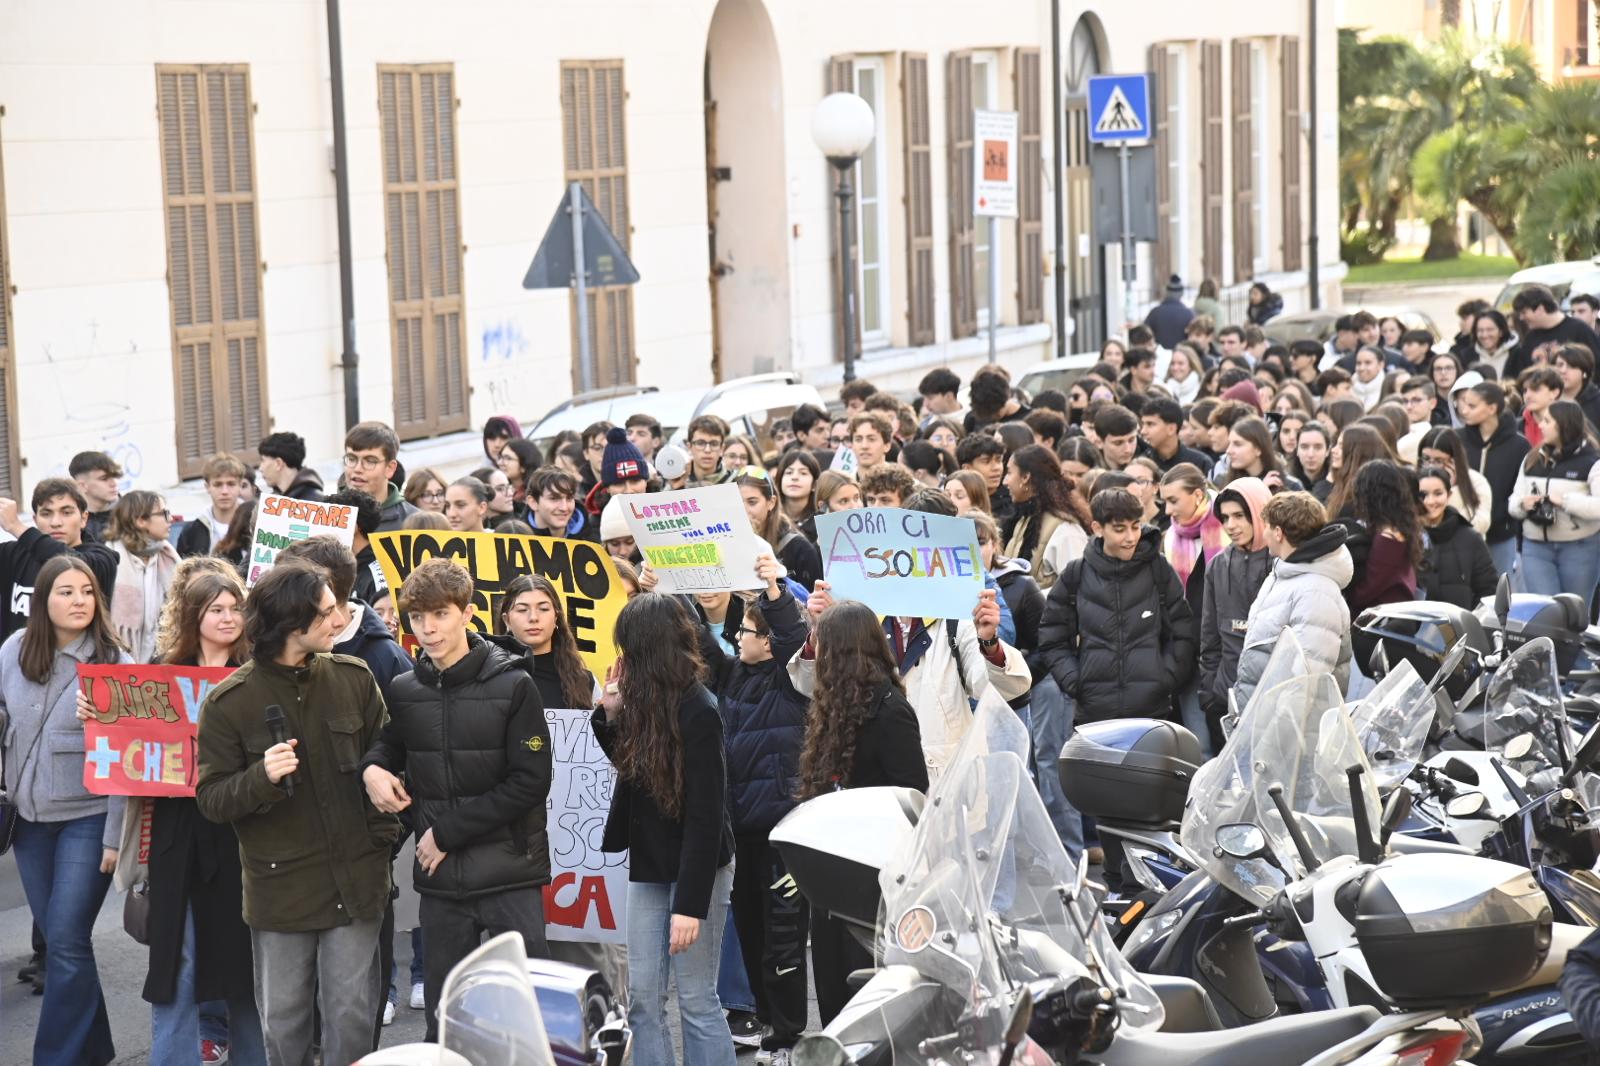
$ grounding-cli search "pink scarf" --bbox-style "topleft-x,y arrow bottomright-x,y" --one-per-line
1164,496 -> 1226,588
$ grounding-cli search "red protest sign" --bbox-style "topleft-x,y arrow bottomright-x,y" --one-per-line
79,664 -> 235,797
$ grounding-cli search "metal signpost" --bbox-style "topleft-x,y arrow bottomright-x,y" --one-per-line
973,109 -> 1018,365
1087,74 -> 1152,328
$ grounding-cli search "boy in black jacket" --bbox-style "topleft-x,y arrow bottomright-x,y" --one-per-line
361,558 -> 552,1041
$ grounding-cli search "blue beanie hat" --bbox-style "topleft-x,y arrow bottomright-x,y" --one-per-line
600,426 -> 647,487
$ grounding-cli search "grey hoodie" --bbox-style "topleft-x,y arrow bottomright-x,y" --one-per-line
0,630 -> 131,848
1232,525 -> 1354,710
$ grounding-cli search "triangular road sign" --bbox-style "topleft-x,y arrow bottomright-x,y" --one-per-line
1094,85 -> 1145,137
522,183 -> 640,290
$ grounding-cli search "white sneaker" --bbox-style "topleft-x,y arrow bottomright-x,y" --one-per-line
410,982 -> 426,1010
382,999 -> 396,1026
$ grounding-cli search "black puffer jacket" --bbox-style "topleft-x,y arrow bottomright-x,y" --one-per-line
1037,526 -> 1198,723
363,633 -> 552,900
1420,507 -> 1498,609
1461,416 -> 1532,545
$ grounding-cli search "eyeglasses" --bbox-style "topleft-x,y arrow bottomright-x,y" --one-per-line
689,438 -> 723,451
146,509 -> 170,520
491,483 -> 513,494
421,491 -> 445,503
343,452 -> 386,470
829,435 -> 849,447
585,442 -> 606,454
735,626 -> 765,639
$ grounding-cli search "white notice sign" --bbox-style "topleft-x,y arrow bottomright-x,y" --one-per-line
973,110 -> 1019,219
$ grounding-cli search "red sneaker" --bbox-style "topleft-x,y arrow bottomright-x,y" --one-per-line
200,1040 -> 229,1064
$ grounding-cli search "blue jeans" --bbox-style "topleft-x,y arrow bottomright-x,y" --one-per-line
716,902 -> 756,1014
627,864 -> 737,1066
1488,536 -> 1522,592
1028,675 -> 1084,862
1176,678 -> 1212,758
1522,533 -> 1600,617
13,813 -> 116,1066
151,907 -> 267,1065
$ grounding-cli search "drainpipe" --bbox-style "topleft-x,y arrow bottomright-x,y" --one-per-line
1307,0 -> 1321,309
1051,0 -> 1067,358
327,0 -> 360,428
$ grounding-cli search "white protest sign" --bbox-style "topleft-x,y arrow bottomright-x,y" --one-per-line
973,109 -> 1019,218
246,494 -> 357,587
621,483 -> 766,594
542,707 -> 628,944
829,446 -> 859,477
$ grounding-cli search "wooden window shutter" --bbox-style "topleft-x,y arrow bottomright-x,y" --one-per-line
561,60 -> 635,391
946,51 -> 976,339
157,65 -> 270,479
0,121 -> 19,496
826,55 -> 861,361
901,53 -> 936,346
1200,41 -> 1225,284
1230,39 -> 1255,282
1013,47 -> 1044,326
379,64 -> 469,440
1280,36 -> 1304,272
1149,43 -> 1172,297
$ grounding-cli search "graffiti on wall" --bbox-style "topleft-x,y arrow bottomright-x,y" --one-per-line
42,322 -> 144,488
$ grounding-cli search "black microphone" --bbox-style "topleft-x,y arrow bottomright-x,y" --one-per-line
264,704 -> 295,797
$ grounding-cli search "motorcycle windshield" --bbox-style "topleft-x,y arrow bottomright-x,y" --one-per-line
1184,672 -> 1380,900
1221,630 -> 1310,740
437,932 -> 555,1066
1483,636 -> 1569,783
877,695 -> 1165,1042
1346,658 -> 1430,792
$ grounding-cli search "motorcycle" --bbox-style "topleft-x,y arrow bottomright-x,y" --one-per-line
773,691 -> 1490,1064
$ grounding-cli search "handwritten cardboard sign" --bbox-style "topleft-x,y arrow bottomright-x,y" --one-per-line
621,484 -> 766,594
247,494 -> 357,587
542,707 -> 627,944
370,531 -> 626,679
815,507 -> 985,619
79,664 -> 236,797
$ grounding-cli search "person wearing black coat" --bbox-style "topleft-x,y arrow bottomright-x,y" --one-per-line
1036,514 -> 1199,724
361,576 -> 553,1042
1559,927 -> 1600,1051
1458,384 -> 1533,577
1418,479 -> 1497,610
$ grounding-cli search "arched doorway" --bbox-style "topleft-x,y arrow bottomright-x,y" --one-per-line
1063,14 -> 1107,350
704,0 -> 790,381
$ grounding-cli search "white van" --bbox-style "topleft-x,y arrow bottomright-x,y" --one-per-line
1494,258 -> 1600,314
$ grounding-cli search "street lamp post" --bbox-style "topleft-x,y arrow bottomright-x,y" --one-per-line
812,92 -> 876,384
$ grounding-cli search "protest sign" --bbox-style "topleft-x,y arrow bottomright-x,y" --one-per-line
79,664 -> 236,797
816,507 -> 985,619
620,483 -> 766,594
542,707 -> 627,944
247,494 -> 357,587
370,531 -> 626,679
829,446 -> 859,476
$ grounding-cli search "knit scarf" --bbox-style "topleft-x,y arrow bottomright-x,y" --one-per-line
1164,497 -> 1226,588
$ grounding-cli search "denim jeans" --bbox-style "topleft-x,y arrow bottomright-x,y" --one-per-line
1028,675 -> 1084,863
13,813 -> 116,1066
251,917 -> 382,1066
716,902 -> 756,1014
1522,533 -> 1600,617
1176,678 -> 1213,759
626,864 -> 737,1066
1488,536 -> 1522,592
151,907 -> 267,1065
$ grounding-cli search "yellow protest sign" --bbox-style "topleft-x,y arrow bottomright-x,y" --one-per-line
370,531 -> 624,679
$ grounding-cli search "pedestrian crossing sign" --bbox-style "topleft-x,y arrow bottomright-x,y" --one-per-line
1087,74 -> 1151,144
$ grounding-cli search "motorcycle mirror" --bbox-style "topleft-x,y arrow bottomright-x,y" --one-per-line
1494,574 -> 1512,628
1380,787 -> 1414,847
792,1033 -> 850,1066
1443,756 -> 1480,786
1505,733 -> 1536,760
1214,823 -> 1269,860
1446,792 -> 1488,818
997,988 -> 1035,1066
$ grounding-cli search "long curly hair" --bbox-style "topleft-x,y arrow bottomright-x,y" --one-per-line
1353,460 -> 1425,571
796,601 -> 904,800
156,565 -> 251,666
501,574 -> 594,708
610,594 -> 705,820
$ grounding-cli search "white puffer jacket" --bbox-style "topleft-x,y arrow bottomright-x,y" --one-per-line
1232,526 -> 1354,709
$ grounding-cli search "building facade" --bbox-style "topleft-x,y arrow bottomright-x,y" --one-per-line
0,0 -> 1339,496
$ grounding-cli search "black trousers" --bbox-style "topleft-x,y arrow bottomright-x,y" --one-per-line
811,906 -> 871,1026
420,887 -> 549,1042
731,834 -> 809,1046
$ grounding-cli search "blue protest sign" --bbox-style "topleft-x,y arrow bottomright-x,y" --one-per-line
1087,74 -> 1150,144
815,508 -> 984,620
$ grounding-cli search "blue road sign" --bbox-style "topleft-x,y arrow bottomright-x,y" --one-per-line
1087,74 -> 1151,144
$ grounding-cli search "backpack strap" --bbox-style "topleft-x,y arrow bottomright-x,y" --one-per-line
1058,559 -> 1084,652
945,618 -> 971,701
776,529 -> 802,555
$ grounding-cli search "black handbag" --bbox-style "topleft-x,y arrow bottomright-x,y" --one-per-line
123,879 -> 152,944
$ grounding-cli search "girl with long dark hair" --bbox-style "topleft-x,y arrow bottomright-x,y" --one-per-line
1324,424 -> 1395,519
1510,400 -> 1600,614
593,593 -> 735,1066
1000,444 -> 1091,590
1417,465 -> 1497,609
498,574 -> 598,708
736,468 -> 822,590
1417,426 -> 1491,535
1291,421 -> 1334,501
2,556 -> 130,1065
1342,460 -> 1424,615
1457,381 -> 1533,579
944,470 -> 991,517
795,600 -> 927,1022
1222,416 -> 1300,491
777,450 -> 821,526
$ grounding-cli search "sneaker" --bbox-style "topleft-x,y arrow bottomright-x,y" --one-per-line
200,1040 -> 229,1064
382,999 -> 396,1026
727,1010 -> 764,1047
410,981 -> 426,1010
756,1049 -> 794,1066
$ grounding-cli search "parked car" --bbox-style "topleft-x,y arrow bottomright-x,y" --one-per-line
678,372 -> 827,451
1494,257 -> 1600,314
1012,351 -> 1104,399
1263,306 -> 1441,348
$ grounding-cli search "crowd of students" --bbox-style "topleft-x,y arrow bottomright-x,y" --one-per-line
3,277 -> 1600,1066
